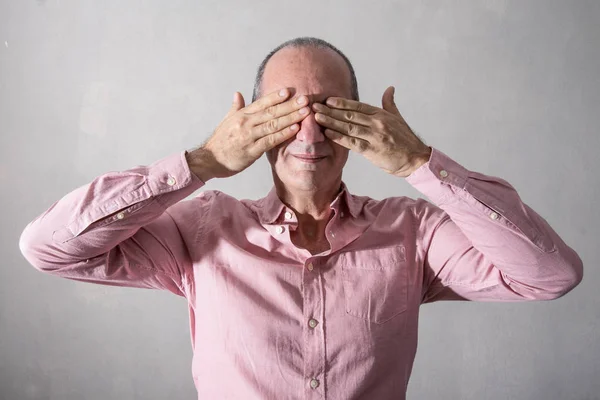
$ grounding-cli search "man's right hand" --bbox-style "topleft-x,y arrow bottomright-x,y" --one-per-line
186,88 -> 310,181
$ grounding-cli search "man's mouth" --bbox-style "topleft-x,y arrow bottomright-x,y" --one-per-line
292,154 -> 327,162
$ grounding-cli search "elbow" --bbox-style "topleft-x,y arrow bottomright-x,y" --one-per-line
563,258 -> 584,294
548,257 -> 584,300
19,224 -> 58,273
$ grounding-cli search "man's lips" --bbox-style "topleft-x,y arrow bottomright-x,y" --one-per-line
292,153 -> 327,158
292,154 -> 327,161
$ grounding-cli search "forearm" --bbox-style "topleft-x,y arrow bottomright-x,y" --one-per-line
409,147 -> 583,300
19,151 -> 204,268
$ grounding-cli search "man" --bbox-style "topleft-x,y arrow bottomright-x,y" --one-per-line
19,37 -> 583,399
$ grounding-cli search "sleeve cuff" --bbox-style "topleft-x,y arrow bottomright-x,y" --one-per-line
404,147 -> 469,205
146,150 -> 206,198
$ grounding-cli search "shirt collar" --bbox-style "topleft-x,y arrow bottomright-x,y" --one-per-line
255,181 -> 362,224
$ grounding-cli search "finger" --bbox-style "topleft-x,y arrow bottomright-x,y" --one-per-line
311,103 -> 372,127
251,106 -> 310,140
250,94 -> 309,125
323,129 -> 370,153
225,92 -> 245,118
381,86 -> 402,117
325,97 -> 380,114
243,88 -> 290,114
253,123 -> 300,153
314,112 -> 371,140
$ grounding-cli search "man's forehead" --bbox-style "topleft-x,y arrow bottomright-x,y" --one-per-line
260,47 -> 352,102
260,74 -> 350,104
261,73 -> 348,103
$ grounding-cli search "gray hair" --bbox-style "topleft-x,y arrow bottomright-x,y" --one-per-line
251,37 -> 359,103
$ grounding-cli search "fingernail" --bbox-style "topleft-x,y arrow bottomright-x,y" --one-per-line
279,89 -> 287,97
299,107 -> 308,115
297,96 -> 307,104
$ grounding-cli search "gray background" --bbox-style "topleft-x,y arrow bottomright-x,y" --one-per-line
1,1 -> 598,399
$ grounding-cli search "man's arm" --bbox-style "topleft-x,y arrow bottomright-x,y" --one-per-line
18,150 -> 209,296
406,147 -> 583,302
19,88 -> 310,295
308,87 -> 582,301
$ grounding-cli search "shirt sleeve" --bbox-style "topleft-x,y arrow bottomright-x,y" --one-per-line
18,150 -> 206,297
405,147 -> 583,303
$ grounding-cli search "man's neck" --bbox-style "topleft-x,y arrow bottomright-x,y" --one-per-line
274,178 -> 342,244
274,179 -> 342,221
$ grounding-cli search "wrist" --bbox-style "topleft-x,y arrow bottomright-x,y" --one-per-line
185,147 -> 218,182
406,146 -> 432,176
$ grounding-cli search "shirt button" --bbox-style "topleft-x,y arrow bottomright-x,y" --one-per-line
276,226 -> 285,234
116,212 -> 125,220
439,170 -> 448,178
307,262 -> 314,271
340,211 -> 345,218
284,211 -> 293,220
308,318 -> 318,328
490,212 -> 499,220
166,176 -> 176,186
310,378 -> 319,389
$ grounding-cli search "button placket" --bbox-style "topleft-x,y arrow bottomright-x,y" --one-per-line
302,258 -> 325,397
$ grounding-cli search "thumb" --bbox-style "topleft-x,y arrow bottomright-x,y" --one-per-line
382,86 -> 401,116
226,91 -> 245,117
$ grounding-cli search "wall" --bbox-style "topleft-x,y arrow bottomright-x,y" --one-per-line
1,0 -> 598,399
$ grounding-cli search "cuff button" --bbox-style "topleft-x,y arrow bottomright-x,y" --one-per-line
166,176 -> 176,186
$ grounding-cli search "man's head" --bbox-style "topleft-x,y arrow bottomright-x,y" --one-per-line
252,37 -> 359,193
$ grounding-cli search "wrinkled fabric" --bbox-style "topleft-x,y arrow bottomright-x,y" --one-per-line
19,147 -> 583,399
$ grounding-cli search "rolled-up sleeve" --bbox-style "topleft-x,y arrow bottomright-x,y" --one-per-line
19,151 -> 205,297
406,147 -> 583,303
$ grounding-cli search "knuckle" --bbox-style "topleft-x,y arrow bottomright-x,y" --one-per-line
267,118 -> 278,133
356,140 -> 368,152
347,123 -> 357,135
265,105 -> 277,117
345,111 -> 353,121
267,133 -> 278,148
234,119 -> 244,131
381,133 -> 392,145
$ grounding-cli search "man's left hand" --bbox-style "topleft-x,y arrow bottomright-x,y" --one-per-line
312,86 -> 432,178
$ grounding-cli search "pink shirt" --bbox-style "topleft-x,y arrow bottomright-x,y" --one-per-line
19,147 -> 583,399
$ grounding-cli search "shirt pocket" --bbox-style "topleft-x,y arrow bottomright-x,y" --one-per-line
340,244 -> 408,324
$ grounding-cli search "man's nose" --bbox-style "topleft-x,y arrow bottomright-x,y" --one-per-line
295,110 -> 326,144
